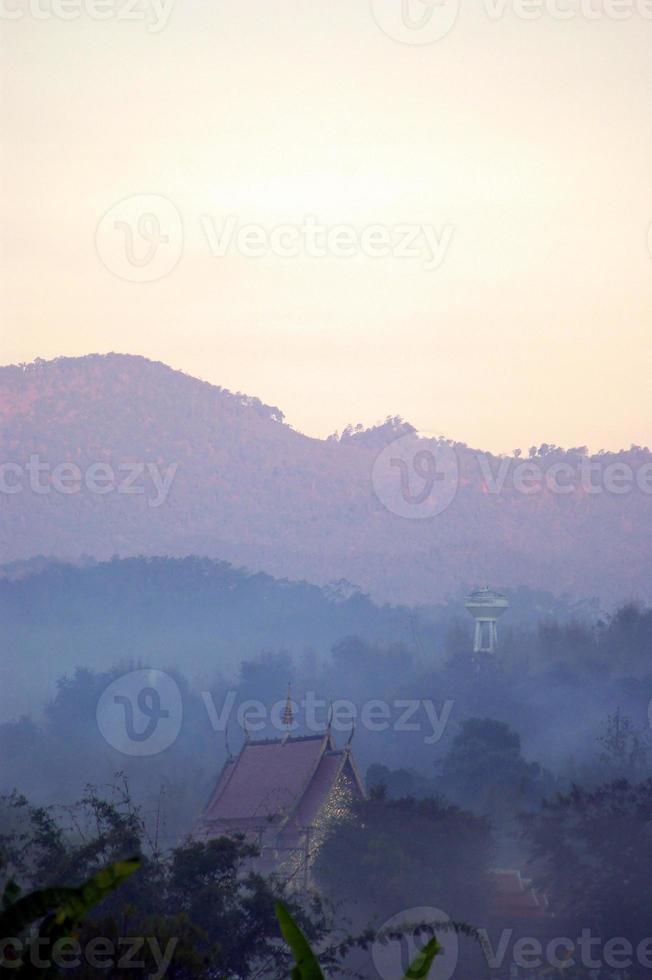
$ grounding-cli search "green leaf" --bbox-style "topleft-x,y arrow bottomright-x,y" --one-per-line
0,857 -> 140,939
2,880 -> 21,910
0,887 -> 75,938
403,936 -> 442,980
275,902 -> 325,980
53,856 -> 141,925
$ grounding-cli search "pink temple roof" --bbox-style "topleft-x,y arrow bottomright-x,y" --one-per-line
203,733 -> 335,824
292,750 -> 347,828
489,870 -> 550,919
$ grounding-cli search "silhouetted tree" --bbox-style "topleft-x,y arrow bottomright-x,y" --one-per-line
522,779 -> 652,942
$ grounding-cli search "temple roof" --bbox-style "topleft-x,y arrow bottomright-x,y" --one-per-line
489,870 -> 550,919
200,731 -> 365,833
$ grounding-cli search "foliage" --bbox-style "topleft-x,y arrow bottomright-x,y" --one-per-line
521,778 -> 652,940
598,708 -> 649,779
0,865 -> 446,980
314,790 -> 494,926
4,591 -> 652,847
0,783 -> 333,980
275,902 -> 443,980
275,903 -> 326,980
0,858 -> 140,978
437,718 -> 547,820
366,764 -> 437,800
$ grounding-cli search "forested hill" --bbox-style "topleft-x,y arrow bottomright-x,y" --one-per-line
0,556 -> 427,719
1,353 -> 650,605
0,555 -> 588,723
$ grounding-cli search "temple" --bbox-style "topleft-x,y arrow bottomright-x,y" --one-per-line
489,869 -> 549,921
196,728 -> 366,887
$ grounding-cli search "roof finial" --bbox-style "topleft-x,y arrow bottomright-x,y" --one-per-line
281,682 -> 294,730
225,724 -> 233,761
327,701 -> 334,732
346,721 -> 356,748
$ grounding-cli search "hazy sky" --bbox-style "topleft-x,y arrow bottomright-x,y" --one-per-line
1,0 -> 651,452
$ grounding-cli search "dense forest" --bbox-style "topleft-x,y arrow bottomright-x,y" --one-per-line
0,556 -> 588,721
1,553 -> 651,976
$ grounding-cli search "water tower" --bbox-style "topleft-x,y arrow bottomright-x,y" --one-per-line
465,587 -> 509,654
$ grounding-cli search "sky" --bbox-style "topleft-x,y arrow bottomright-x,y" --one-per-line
1,0 -> 651,453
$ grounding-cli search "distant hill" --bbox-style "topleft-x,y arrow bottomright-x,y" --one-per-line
0,555 -> 433,720
0,354 -> 650,605
0,555 -> 599,723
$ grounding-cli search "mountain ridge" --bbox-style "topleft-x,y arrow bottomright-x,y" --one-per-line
0,353 -> 649,605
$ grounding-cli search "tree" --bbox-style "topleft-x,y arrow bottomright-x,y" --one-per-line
164,836 -> 330,979
437,718 -> 545,820
521,779 -> 652,942
314,790 -> 494,927
366,764 -> 437,800
0,782 -> 334,980
598,708 -> 649,780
